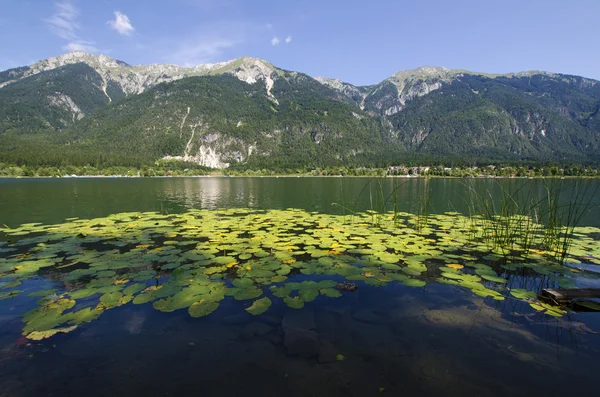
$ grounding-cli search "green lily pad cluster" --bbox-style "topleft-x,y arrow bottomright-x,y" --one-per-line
1,208 -> 599,340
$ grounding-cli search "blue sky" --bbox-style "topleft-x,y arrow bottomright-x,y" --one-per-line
1,0 -> 599,85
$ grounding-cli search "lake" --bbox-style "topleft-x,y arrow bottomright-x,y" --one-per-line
1,177 -> 599,397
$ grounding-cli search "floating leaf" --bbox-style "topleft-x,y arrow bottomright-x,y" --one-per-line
67,308 -> 101,325
509,289 -> 538,300
403,279 -> 426,288
99,291 -> 123,307
479,274 -> 507,283
27,288 -> 58,297
233,288 -> 263,301
232,278 -> 254,289
123,283 -> 147,296
0,279 -> 22,289
132,291 -> 155,305
320,288 -> 342,298
284,296 -> 304,309
299,288 -> 319,302
271,286 -> 292,298
246,297 -> 272,315
529,302 -> 545,311
270,275 -> 287,283
0,290 -> 22,300
188,300 -> 219,318
365,278 -> 386,287
26,325 -> 78,340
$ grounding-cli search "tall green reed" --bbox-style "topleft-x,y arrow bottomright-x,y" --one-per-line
463,179 -> 597,263
332,177 -> 409,227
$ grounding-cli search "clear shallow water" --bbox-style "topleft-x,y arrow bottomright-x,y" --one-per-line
0,177 -> 599,397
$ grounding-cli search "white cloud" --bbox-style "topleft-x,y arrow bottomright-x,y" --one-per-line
155,21 -> 247,66
46,2 -> 98,53
285,36 -> 292,44
108,11 -> 135,36
271,36 -> 280,46
46,2 -> 79,41
64,41 -> 99,53
170,39 -> 236,66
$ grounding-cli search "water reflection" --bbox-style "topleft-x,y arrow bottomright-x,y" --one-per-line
2,178 -> 599,227
160,178 -> 239,210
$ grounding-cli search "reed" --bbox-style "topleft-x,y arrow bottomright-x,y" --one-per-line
332,177 -> 408,226
537,179 -> 596,262
336,177 -> 597,264
412,179 -> 432,233
463,179 -> 598,263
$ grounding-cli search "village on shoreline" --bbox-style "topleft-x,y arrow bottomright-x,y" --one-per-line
1,162 -> 598,179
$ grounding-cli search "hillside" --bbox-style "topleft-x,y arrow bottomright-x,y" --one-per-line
0,52 -> 599,169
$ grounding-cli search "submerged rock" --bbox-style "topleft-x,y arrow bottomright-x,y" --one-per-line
336,282 -> 358,292
282,309 -> 320,357
352,309 -> 389,324
222,313 -> 251,326
258,315 -> 282,326
317,340 -> 340,363
284,327 -> 319,358
282,309 -> 315,331
240,322 -> 273,340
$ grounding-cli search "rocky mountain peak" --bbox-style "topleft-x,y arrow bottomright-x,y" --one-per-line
34,51 -> 128,72
219,57 -> 277,80
390,66 -> 455,85
314,77 -> 348,90
0,52 -> 285,97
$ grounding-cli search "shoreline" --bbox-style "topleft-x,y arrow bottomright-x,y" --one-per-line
1,174 -> 598,180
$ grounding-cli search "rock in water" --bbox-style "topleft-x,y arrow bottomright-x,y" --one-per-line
336,282 -> 357,292
240,322 -> 272,340
317,340 -> 340,363
284,327 -> 319,358
222,313 -> 251,326
352,309 -> 388,324
282,309 -> 315,331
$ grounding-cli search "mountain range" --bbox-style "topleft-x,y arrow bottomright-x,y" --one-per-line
1,51 -> 599,169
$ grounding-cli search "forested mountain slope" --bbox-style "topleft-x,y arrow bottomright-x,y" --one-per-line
1,52 -> 598,168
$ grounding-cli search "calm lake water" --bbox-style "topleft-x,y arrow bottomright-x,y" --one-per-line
1,177 -> 599,397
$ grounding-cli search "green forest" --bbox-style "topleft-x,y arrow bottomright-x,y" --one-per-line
1,60 -> 599,173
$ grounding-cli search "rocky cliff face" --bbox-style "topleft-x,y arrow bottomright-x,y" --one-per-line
314,77 -> 368,107
323,66 -> 458,117
47,93 -> 85,123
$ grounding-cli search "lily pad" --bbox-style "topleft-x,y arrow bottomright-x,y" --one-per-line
26,325 -> 78,340
233,288 -> 263,301
188,300 -> 220,318
403,279 -> 426,288
479,274 -> 507,283
509,289 -> 538,300
320,288 -> 342,298
123,283 -> 147,296
284,296 -> 304,309
246,297 -> 272,315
